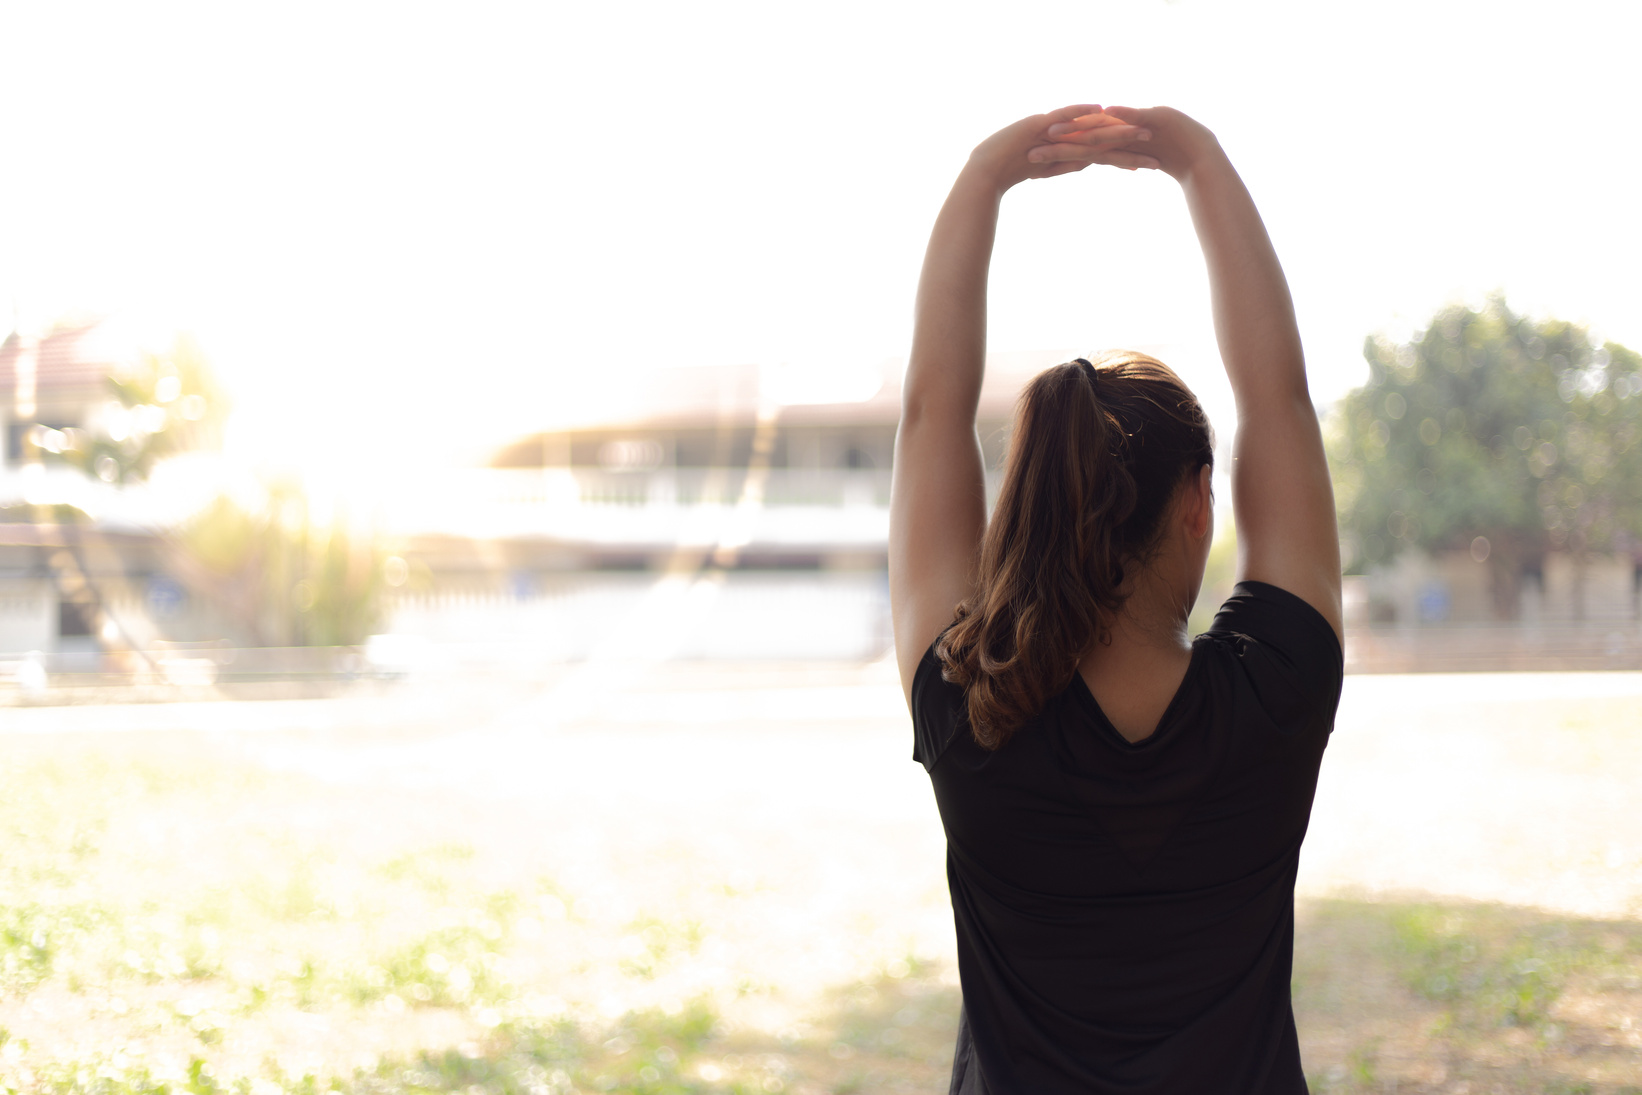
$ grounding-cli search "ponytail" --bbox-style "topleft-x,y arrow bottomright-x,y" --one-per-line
936,353 -> 1213,748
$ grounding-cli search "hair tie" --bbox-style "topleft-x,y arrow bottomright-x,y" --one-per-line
1075,357 -> 1101,390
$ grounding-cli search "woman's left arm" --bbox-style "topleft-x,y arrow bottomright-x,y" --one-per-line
889,106 -> 1156,700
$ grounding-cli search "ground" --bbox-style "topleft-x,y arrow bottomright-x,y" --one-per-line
1,661 -> 1639,1094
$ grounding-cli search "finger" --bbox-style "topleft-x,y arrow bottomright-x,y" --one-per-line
1046,110 -> 1127,136
1040,160 -> 1090,178
1101,105 -> 1151,126
1044,121 -> 1151,143
1027,136 -> 1148,164
1087,150 -> 1162,171
1045,103 -> 1102,124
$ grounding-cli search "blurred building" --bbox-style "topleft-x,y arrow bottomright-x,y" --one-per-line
331,352 -> 1642,668
1,324 -> 114,468
6,329 -> 1638,676
383,356 -> 1053,578
373,357 -> 1051,661
2,323 -> 128,664
0,323 -> 243,672
1348,551 -> 1642,627
1342,549 -> 1642,672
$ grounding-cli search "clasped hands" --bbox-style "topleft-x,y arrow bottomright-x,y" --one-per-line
966,103 -> 1218,192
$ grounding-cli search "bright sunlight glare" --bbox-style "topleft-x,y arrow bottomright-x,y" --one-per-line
2,0 -> 1638,476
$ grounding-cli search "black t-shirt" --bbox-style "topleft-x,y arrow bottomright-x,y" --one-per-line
911,581 -> 1344,1095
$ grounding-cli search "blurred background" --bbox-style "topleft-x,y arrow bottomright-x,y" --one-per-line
2,2 -> 1640,1093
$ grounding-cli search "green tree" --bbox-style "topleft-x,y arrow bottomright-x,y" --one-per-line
1328,297 -> 1642,618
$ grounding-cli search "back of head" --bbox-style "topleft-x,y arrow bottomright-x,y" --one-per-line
936,351 -> 1214,748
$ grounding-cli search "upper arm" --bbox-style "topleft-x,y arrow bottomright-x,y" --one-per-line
889,396 -> 987,702
1230,383 -> 1343,642
1177,150 -> 1342,640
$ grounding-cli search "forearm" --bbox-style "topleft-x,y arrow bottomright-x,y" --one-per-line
1179,152 -> 1308,411
904,169 -> 1003,424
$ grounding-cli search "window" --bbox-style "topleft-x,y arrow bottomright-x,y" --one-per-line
58,599 -> 95,638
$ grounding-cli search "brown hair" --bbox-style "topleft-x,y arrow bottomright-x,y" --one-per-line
935,351 -> 1214,749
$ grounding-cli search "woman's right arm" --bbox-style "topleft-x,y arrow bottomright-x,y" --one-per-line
1039,108 -> 1343,639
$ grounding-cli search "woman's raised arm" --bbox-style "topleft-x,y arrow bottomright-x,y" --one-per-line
889,107 -> 1157,699
1037,107 -> 1343,639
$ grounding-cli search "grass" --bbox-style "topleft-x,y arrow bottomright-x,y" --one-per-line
1295,899 -> 1642,1093
1,728 -> 1639,1094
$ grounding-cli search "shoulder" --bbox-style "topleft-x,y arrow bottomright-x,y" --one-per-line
911,637 -> 968,771
1199,580 -> 1344,731
1206,581 -> 1342,651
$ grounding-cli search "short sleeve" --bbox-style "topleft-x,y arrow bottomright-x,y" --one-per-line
910,640 -> 967,771
1203,580 -> 1344,735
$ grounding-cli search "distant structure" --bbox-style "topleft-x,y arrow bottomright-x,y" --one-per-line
371,356 -> 1061,662
0,323 -> 125,473
1341,551 -> 1642,672
1,323 -> 131,664
390,356 -> 1057,579
386,353 -> 1641,670
0,322 -> 230,669
4,330 -> 1636,674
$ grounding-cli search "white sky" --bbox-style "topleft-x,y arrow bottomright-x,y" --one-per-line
3,0 -> 1639,475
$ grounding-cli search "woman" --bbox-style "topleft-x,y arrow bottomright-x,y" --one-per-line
889,105 -> 1344,1094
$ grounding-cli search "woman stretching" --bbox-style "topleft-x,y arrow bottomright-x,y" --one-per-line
889,104 -> 1344,1094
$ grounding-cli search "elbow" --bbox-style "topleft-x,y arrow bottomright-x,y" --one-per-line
899,389 -> 938,430
899,391 -> 976,436
1234,378 -> 1318,423
899,372 -> 980,431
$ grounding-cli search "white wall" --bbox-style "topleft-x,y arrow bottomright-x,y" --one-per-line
382,571 -> 892,662
0,582 -> 53,653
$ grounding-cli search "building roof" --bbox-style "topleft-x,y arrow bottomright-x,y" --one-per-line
525,350 -> 1101,435
0,322 -> 131,406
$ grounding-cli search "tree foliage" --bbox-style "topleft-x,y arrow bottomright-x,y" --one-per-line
180,482 -> 384,647
88,334 -> 228,484
25,330 -> 228,484
1328,297 -> 1642,617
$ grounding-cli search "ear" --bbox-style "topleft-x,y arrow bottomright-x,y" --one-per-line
1180,464 -> 1213,540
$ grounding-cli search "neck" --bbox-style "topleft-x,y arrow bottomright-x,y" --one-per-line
1104,564 -> 1195,654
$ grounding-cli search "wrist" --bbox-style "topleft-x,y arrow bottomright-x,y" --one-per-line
1175,139 -> 1233,189
953,159 -> 1013,204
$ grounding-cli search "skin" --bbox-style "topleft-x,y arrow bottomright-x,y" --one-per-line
890,104 -> 1343,743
